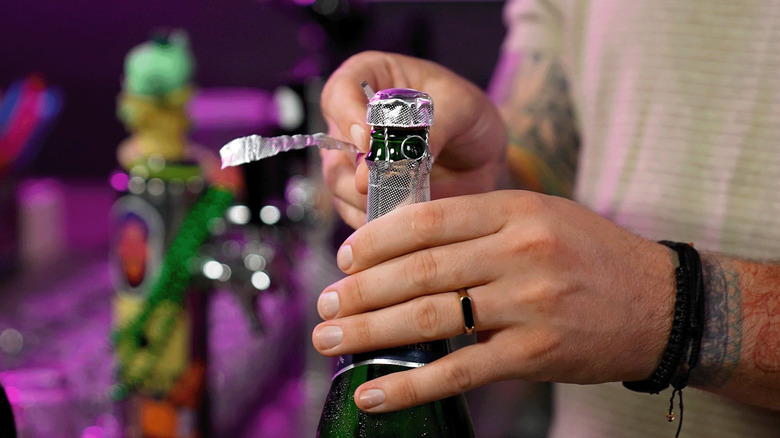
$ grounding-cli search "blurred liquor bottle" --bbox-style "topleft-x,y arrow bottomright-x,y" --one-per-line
110,31 -> 214,438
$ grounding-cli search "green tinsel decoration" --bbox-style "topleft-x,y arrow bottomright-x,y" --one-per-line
111,186 -> 234,398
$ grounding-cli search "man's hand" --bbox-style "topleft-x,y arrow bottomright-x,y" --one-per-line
320,51 -> 507,229
312,191 -> 676,412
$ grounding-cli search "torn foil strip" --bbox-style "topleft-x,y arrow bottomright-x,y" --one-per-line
220,133 -> 360,168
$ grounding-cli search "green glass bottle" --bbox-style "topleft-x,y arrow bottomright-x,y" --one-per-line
367,127 -> 428,162
317,88 -> 475,437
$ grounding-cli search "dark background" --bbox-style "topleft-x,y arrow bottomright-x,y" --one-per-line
0,0 -> 506,179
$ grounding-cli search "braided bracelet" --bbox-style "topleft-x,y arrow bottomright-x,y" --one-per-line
666,241 -> 705,437
623,241 -> 689,393
623,241 -> 704,437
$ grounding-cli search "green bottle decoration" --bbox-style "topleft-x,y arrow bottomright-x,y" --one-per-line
317,88 -> 475,437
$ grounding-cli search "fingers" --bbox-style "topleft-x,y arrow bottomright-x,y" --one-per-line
353,342 -> 495,412
320,51 -> 393,151
333,197 -> 368,230
313,290 -> 471,354
320,235 -> 499,319
337,193 -> 512,274
320,51 -> 498,160
313,283 -> 499,357
320,50 -> 508,231
320,148 -> 368,228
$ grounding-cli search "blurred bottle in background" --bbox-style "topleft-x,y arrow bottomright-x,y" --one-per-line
110,30 -> 217,438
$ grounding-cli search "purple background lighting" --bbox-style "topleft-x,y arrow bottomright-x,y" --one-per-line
0,0 -> 504,179
0,1 -> 553,437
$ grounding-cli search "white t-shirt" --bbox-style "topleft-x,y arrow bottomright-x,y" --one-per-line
499,0 -> 780,436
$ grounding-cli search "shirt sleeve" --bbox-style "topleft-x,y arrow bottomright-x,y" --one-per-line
501,0 -> 563,54
489,0 -> 565,102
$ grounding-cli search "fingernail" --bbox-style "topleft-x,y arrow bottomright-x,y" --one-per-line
350,124 -> 366,150
318,291 -> 340,319
358,388 -> 386,410
337,245 -> 353,271
315,325 -> 343,350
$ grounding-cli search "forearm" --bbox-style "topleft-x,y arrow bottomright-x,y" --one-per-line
489,50 -> 580,197
691,252 -> 780,410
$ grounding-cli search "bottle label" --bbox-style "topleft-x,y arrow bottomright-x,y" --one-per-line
332,341 -> 449,380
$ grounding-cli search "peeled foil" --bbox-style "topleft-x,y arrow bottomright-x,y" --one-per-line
219,87 -> 434,224
220,133 -> 360,168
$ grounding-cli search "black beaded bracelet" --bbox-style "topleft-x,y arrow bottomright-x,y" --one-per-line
623,241 -> 705,437
623,242 -> 690,394
667,241 -> 705,436
669,241 -> 705,381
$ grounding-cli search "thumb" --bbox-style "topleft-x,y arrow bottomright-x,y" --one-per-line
353,345 -> 492,413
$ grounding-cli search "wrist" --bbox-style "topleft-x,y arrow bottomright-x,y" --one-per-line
630,241 -> 679,381
625,241 -> 705,393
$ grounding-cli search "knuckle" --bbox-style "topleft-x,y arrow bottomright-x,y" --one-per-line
522,332 -> 563,381
407,250 -> 439,290
529,225 -> 561,253
397,376 -> 422,407
440,361 -> 473,393
320,87 -> 340,119
507,223 -> 561,259
320,80 -> 335,106
321,155 -> 354,197
410,202 -> 446,244
346,274 -> 370,311
353,228 -> 379,268
410,296 -> 442,340
362,228 -> 380,258
504,191 -> 547,218
343,51 -> 378,68
319,154 -> 338,186
523,277 -> 558,307
352,318 -> 373,345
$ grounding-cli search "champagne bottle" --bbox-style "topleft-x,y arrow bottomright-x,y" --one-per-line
317,88 -> 475,437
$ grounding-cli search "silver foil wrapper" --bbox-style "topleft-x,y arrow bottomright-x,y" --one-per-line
220,133 -> 359,168
366,88 -> 434,128
366,156 -> 432,222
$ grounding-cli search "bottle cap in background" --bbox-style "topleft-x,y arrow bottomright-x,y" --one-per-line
123,30 -> 194,97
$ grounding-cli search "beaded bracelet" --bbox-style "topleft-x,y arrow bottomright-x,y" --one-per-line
666,241 -> 705,437
623,241 -> 704,438
623,241 -> 689,394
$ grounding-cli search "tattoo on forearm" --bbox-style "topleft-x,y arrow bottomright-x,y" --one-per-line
741,264 -> 780,373
691,255 -> 742,388
516,57 -> 579,187
496,51 -> 580,196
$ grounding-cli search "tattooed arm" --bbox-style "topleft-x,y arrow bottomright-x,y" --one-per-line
489,50 -> 580,197
488,46 -> 780,411
692,253 -> 780,410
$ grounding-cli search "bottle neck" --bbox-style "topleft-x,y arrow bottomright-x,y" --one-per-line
367,126 -> 429,162
348,124 -> 438,374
